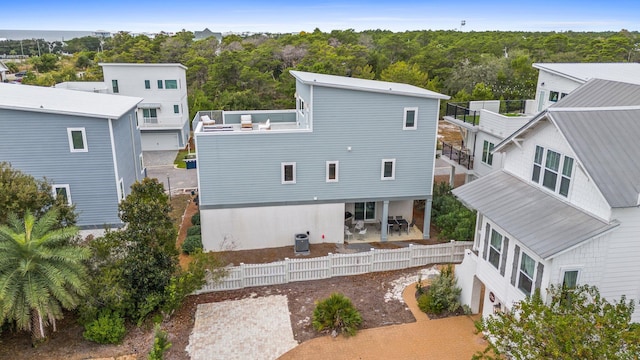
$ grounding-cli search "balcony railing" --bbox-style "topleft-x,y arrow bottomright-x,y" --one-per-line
445,103 -> 479,125
445,100 -> 528,125
441,140 -> 474,170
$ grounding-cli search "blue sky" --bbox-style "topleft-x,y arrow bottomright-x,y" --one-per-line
8,0 -> 640,33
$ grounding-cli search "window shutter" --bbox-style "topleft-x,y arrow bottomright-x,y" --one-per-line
535,263 -> 545,291
483,224 -> 491,260
511,245 -> 520,286
500,237 -> 509,276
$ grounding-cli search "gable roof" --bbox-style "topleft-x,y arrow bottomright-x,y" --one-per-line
289,70 -> 449,100
0,83 -> 142,119
452,171 -> 618,259
496,79 -> 640,208
533,63 -> 640,85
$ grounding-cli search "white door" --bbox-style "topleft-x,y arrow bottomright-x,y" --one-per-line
141,133 -> 179,151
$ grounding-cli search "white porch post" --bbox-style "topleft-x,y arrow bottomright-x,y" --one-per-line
423,197 -> 432,239
449,164 -> 456,188
381,200 -> 389,242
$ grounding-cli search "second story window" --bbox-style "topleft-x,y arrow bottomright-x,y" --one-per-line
165,80 -> 178,89
488,229 -> 503,270
174,105 -> 180,114
381,159 -> 396,180
282,162 -> 296,184
403,107 -> 418,130
144,80 -> 150,89
518,252 -> 536,296
112,79 -> 119,93
533,146 -> 574,197
157,80 -> 163,89
143,109 -> 158,124
482,141 -> 494,166
67,128 -> 88,152
549,91 -> 559,102
326,161 -> 339,182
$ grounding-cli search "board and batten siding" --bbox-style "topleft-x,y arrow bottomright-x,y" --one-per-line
0,109 -> 120,227
112,109 -> 144,197
196,86 -> 439,208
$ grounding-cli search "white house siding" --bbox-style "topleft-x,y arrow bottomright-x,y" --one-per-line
201,203 -> 344,251
502,121 -> 611,220
472,131 -> 502,178
534,71 -> 582,111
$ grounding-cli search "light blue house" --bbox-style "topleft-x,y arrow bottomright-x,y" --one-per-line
0,83 -> 144,233
194,71 -> 449,251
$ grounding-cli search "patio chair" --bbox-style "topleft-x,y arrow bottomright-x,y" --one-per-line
258,118 -> 271,130
358,227 -> 367,240
345,229 -> 353,241
354,220 -> 365,231
393,223 -> 401,235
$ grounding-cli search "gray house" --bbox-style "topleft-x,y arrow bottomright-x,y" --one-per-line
193,70 -> 449,251
0,83 -> 144,232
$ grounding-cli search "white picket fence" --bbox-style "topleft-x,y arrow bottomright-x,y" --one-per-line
195,240 -> 473,294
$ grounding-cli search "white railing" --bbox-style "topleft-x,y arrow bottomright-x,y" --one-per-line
195,241 -> 472,294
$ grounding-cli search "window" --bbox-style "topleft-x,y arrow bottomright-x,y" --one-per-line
298,98 -> 305,112
67,128 -> 87,152
549,91 -> 559,102
143,108 -> 158,124
139,153 -> 145,173
52,184 -> 71,205
119,178 -> 125,201
482,141 -> 494,165
518,252 -> 536,296
381,159 -> 396,180
560,92 -> 569,99
165,80 -> 178,89
282,162 -> 296,184
135,112 -> 139,128
144,80 -> 150,89
532,146 -> 574,197
488,229 -> 503,270
355,202 -> 376,221
562,270 -> 579,289
326,161 -> 339,182
173,105 -> 180,114
112,79 -> 119,93
532,146 -> 544,182
403,107 -> 418,130
157,80 -> 163,89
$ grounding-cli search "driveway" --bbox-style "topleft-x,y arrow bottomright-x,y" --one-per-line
143,150 -> 198,192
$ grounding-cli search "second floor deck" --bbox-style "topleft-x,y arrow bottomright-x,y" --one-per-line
194,109 -> 306,134
444,100 -> 535,137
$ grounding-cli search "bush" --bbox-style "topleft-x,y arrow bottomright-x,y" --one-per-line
417,265 -> 461,315
312,293 -> 362,337
83,309 -> 127,344
182,235 -> 203,254
148,323 -> 172,360
191,212 -> 200,226
431,182 -> 476,240
187,225 -> 201,236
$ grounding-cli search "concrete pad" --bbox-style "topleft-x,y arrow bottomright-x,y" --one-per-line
146,166 -> 198,192
187,295 -> 298,360
143,151 -> 178,167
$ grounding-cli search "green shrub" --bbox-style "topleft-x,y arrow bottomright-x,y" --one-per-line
148,323 -> 172,360
431,182 -> 476,240
191,212 -> 200,226
418,265 -> 461,315
187,225 -> 201,236
312,293 -> 362,337
182,235 -> 203,254
83,309 -> 127,344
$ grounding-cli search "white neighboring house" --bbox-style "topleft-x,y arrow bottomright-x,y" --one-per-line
101,63 -> 190,151
57,63 -> 190,151
441,62 -> 640,183
453,79 -> 640,323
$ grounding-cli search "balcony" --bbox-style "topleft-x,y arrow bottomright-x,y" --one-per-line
193,109 -> 306,134
445,100 -> 534,125
441,140 -> 474,170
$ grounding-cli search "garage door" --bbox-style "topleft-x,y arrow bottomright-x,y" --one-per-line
141,133 -> 180,151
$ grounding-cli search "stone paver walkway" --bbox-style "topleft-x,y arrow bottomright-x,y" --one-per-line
187,295 -> 298,360
278,283 -> 487,360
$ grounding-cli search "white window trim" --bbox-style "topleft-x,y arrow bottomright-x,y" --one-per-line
281,162 -> 296,184
533,146 -> 574,197
144,79 -> 151,89
488,229 -> 503,270
517,251 -> 536,296
139,153 -> 145,174
326,161 -> 339,183
381,159 -> 396,180
67,127 -> 88,152
174,104 -> 180,114
118,178 -> 125,201
560,266 -> 582,288
52,184 -> 72,206
482,140 -> 494,166
403,107 -> 418,130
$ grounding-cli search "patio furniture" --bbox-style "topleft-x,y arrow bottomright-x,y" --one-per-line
387,216 -> 398,233
241,114 -> 253,130
258,118 -> 271,130
358,227 -> 367,240
392,223 -> 401,235
354,220 -> 365,231
345,228 -> 353,241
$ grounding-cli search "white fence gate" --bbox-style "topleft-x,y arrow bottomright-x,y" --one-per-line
195,241 -> 472,294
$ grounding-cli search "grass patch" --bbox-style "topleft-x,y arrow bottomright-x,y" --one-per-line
173,149 -> 190,169
169,194 -> 192,228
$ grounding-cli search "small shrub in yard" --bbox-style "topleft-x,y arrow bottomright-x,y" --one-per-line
182,235 -> 203,254
187,225 -> 201,236
417,265 -> 461,316
191,212 -> 200,226
312,293 -> 362,337
83,309 -> 127,344
148,323 -> 172,360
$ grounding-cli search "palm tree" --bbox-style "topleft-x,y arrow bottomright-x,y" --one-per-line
0,209 -> 90,341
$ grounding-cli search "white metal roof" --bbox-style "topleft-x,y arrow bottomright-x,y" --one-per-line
533,63 -> 640,85
289,70 -> 450,100
99,62 -> 188,70
0,83 -> 142,119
